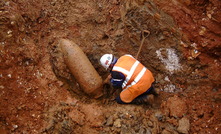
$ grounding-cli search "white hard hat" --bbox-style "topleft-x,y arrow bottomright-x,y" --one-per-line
100,54 -> 113,70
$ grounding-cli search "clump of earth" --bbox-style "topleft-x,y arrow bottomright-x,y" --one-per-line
0,0 -> 220,134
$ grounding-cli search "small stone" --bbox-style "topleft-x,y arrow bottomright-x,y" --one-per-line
5,1 -> 10,6
159,79 -> 165,85
207,13 -> 212,19
167,118 -> 178,126
162,129 -> 171,134
191,49 -> 201,58
177,117 -> 190,134
201,42 -> 208,47
7,74 -> 11,78
11,21 -> 15,25
166,95 -> 188,118
147,120 -> 153,127
145,129 -> 152,134
159,35 -> 165,41
138,127 -> 145,134
57,81 -> 64,87
199,26 -> 207,35
113,119 -> 121,128
12,124 -> 18,130
181,41 -> 188,48
7,30 -> 12,35
106,116 -> 114,126
164,76 -> 170,81
155,111 -> 164,121
154,13 -> 161,19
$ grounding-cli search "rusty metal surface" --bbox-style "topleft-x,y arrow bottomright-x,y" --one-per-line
60,39 -> 103,98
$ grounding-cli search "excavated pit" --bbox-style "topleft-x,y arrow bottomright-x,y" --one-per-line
0,0 -> 220,133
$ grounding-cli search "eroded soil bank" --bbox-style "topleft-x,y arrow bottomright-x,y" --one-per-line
0,0 -> 220,133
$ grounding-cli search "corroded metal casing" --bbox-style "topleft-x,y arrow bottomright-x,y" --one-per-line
59,39 -> 103,98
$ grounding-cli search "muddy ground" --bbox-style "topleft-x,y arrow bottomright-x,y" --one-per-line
0,0 -> 220,133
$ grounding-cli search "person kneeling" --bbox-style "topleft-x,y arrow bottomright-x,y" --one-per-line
100,54 -> 159,104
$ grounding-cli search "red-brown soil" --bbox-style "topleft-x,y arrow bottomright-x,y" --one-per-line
0,0 -> 220,133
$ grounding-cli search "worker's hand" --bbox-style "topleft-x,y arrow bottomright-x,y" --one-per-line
103,74 -> 111,84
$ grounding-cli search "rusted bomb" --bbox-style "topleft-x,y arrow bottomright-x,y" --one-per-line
59,39 -> 103,98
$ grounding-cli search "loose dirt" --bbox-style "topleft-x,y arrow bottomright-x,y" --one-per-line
0,0 -> 220,134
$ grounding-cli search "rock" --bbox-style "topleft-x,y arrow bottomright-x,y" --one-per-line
120,127 -> 135,134
80,104 -> 105,127
68,109 -> 85,126
166,95 -> 188,118
152,125 -> 158,134
162,129 -> 171,134
162,128 -> 179,134
120,128 -> 130,134
106,116 -> 114,126
177,117 -> 190,134
147,120 -> 153,127
136,128 -> 152,134
12,124 -> 18,129
138,127 -> 145,134
11,124 -> 19,131
159,78 -> 166,85
113,119 -> 121,128
167,118 -> 178,126
150,114 -> 160,134
145,128 -> 152,134
161,101 -> 170,117
155,111 -> 164,121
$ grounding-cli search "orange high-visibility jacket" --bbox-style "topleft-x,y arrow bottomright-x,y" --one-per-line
112,54 -> 155,103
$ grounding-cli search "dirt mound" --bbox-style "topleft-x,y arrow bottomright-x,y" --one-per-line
0,0 -> 220,133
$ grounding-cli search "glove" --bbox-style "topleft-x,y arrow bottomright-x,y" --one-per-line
103,74 -> 111,84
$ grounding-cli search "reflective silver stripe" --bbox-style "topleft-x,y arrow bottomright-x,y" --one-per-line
113,55 -> 138,89
130,67 -> 146,86
113,66 -> 129,88
122,83 -> 132,91
113,66 -> 129,75
122,61 -> 139,88
124,68 -> 146,91
124,54 -> 134,58
112,79 -> 122,81
121,54 -> 135,88
122,82 -> 126,88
